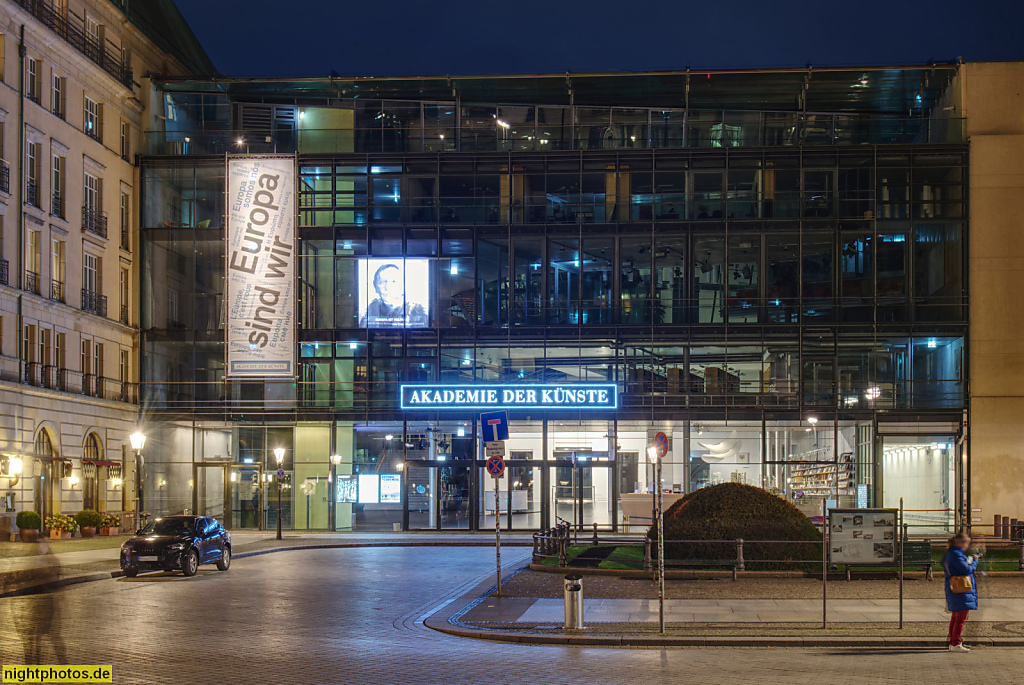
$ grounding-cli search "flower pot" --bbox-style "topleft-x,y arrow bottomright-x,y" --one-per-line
80,526 -> 96,538
98,526 -> 111,536
19,529 -> 39,543
49,529 -> 63,540
61,532 -> 72,540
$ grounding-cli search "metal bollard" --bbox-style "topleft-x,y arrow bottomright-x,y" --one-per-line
995,514 -> 1003,539
592,522 -> 599,546
559,537 -> 567,567
644,537 -> 652,571
736,538 -> 745,572
564,574 -> 584,630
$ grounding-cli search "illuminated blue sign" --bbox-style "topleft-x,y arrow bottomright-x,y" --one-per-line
400,384 -> 618,411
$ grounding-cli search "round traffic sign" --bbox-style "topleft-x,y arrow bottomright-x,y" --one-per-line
485,455 -> 505,478
654,432 -> 669,458
276,468 -> 286,479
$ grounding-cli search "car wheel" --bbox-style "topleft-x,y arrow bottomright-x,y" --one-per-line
182,549 -> 199,577
216,547 -> 230,571
123,566 -> 138,578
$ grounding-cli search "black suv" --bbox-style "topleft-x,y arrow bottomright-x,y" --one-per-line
120,516 -> 231,577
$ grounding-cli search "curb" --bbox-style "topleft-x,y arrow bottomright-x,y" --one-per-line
427,622 -> 1024,648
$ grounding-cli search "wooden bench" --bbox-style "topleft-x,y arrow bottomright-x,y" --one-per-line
843,541 -> 935,581
666,559 -> 740,581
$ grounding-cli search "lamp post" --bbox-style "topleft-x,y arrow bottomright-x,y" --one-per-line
647,444 -> 665,634
129,431 -> 146,533
274,447 -> 285,540
329,454 -> 341,532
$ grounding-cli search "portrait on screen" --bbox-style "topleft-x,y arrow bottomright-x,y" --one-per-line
357,258 -> 429,328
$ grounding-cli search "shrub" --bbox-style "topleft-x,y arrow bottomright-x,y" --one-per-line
75,509 -> 103,529
16,511 -> 41,530
647,483 -> 822,570
100,514 -> 121,528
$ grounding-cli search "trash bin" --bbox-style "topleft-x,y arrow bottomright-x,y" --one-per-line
563,574 -> 584,630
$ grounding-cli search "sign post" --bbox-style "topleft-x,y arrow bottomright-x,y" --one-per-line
485,445 -> 506,596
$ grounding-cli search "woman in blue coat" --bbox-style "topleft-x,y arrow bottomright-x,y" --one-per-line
943,532 -> 979,652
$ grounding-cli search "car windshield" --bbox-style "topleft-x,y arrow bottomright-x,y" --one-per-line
140,518 -> 196,536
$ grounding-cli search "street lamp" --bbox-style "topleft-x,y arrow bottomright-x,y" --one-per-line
647,443 -> 665,634
274,447 -> 285,540
129,431 -> 146,532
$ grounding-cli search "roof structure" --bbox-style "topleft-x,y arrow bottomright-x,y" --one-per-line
154,64 -> 958,114
114,0 -> 216,76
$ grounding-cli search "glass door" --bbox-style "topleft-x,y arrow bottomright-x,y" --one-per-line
194,463 -> 264,530
549,453 -> 614,533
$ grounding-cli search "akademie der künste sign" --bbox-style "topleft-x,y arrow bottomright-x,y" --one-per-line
400,384 -> 617,410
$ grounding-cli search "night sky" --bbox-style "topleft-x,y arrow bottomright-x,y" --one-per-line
173,0 -> 1024,77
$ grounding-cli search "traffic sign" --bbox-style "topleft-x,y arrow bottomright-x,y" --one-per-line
276,468 -> 286,479
485,455 -> 505,478
485,441 -> 505,458
480,410 -> 510,442
654,431 -> 669,459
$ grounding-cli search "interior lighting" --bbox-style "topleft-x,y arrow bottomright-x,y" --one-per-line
236,137 -> 245,147
927,339 -> 938,348
274,448 -> 285,464
457,427 -> 465,437
865,386 -> 881,400
385,434 -> 393,441
807,417 -> 818,425
450,263 -> 458,275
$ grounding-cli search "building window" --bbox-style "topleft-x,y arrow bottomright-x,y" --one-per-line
51,154 -> 65,218
25,228 -> 40,293
82,253 -> 105,317
119,348 -> 129,400
119,121 -> 129,160
26,142 -> 40,207
26,57 -> 40,103
50,238 -> 64,301
83,173 -> 106,238
83,433 -> 101,510
84,97 -> 102,142
119,192 -> 130,250
119,266 -> 129,324
167,288 -> 179,327
55,331 -> 65,389
51,73 -> 65,119
83,253 -> 99,293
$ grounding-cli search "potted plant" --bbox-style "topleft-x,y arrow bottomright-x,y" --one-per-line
45,513 -> 77,540
75,509 -> 103,538
99,513 -> 121,536
15,511 -> 41,543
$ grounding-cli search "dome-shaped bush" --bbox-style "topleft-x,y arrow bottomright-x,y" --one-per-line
647,483 -> 822,570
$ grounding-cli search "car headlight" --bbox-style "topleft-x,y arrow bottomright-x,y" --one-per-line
167,543 -> 184,551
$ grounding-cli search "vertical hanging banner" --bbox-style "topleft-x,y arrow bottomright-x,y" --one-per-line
226,156 -> 296,376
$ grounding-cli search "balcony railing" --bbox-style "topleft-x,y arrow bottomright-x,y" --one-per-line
81,288 -> 107,317
52,192 -> 63,219
25,270 -> 40,294
120,222 -> 129,251
0,258 -> 8,286
12,0 -> 133,88
0,160 -> 9,194
50,279 -> 64,302
26,180 -> 39,208
120,304 -> 129,325
82,205 -> 108,238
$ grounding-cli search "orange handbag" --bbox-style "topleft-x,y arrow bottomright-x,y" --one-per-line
946,561 -> 973,594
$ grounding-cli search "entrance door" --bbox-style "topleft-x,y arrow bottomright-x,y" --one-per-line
193,463 -> 264,530
406,462 -> 471,530
478,460 -> 540,532
549,453 -> 614,532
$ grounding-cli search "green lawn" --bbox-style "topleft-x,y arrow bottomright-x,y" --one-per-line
537,542 -> 1024,572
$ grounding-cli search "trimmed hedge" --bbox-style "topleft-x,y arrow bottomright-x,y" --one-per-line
647,483 -> 822,570
75,509 -> 103,529
16,510 -> 41,530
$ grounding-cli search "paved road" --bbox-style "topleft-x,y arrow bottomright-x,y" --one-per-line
0,546 -> 1015,684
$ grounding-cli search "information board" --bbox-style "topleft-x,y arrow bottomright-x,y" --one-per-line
827,508 -> 898,564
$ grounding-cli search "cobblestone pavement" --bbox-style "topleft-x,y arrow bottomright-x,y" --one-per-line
0,546 -> 1015,685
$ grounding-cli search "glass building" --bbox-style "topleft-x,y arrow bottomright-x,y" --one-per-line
139,66 -> 967,533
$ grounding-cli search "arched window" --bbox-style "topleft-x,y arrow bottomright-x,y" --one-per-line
33,429 -> 59,522
83,433 -> 102,511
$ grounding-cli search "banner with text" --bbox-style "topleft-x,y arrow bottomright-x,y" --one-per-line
226,156 -> 296,376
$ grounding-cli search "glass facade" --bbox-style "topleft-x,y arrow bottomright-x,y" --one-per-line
140,68 -> 968,534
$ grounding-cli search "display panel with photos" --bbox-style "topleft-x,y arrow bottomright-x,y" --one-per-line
357,258 -> 430,328
828,508 -> 898,564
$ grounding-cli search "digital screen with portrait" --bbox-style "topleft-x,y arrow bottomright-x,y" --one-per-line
357,258 -> 430,328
